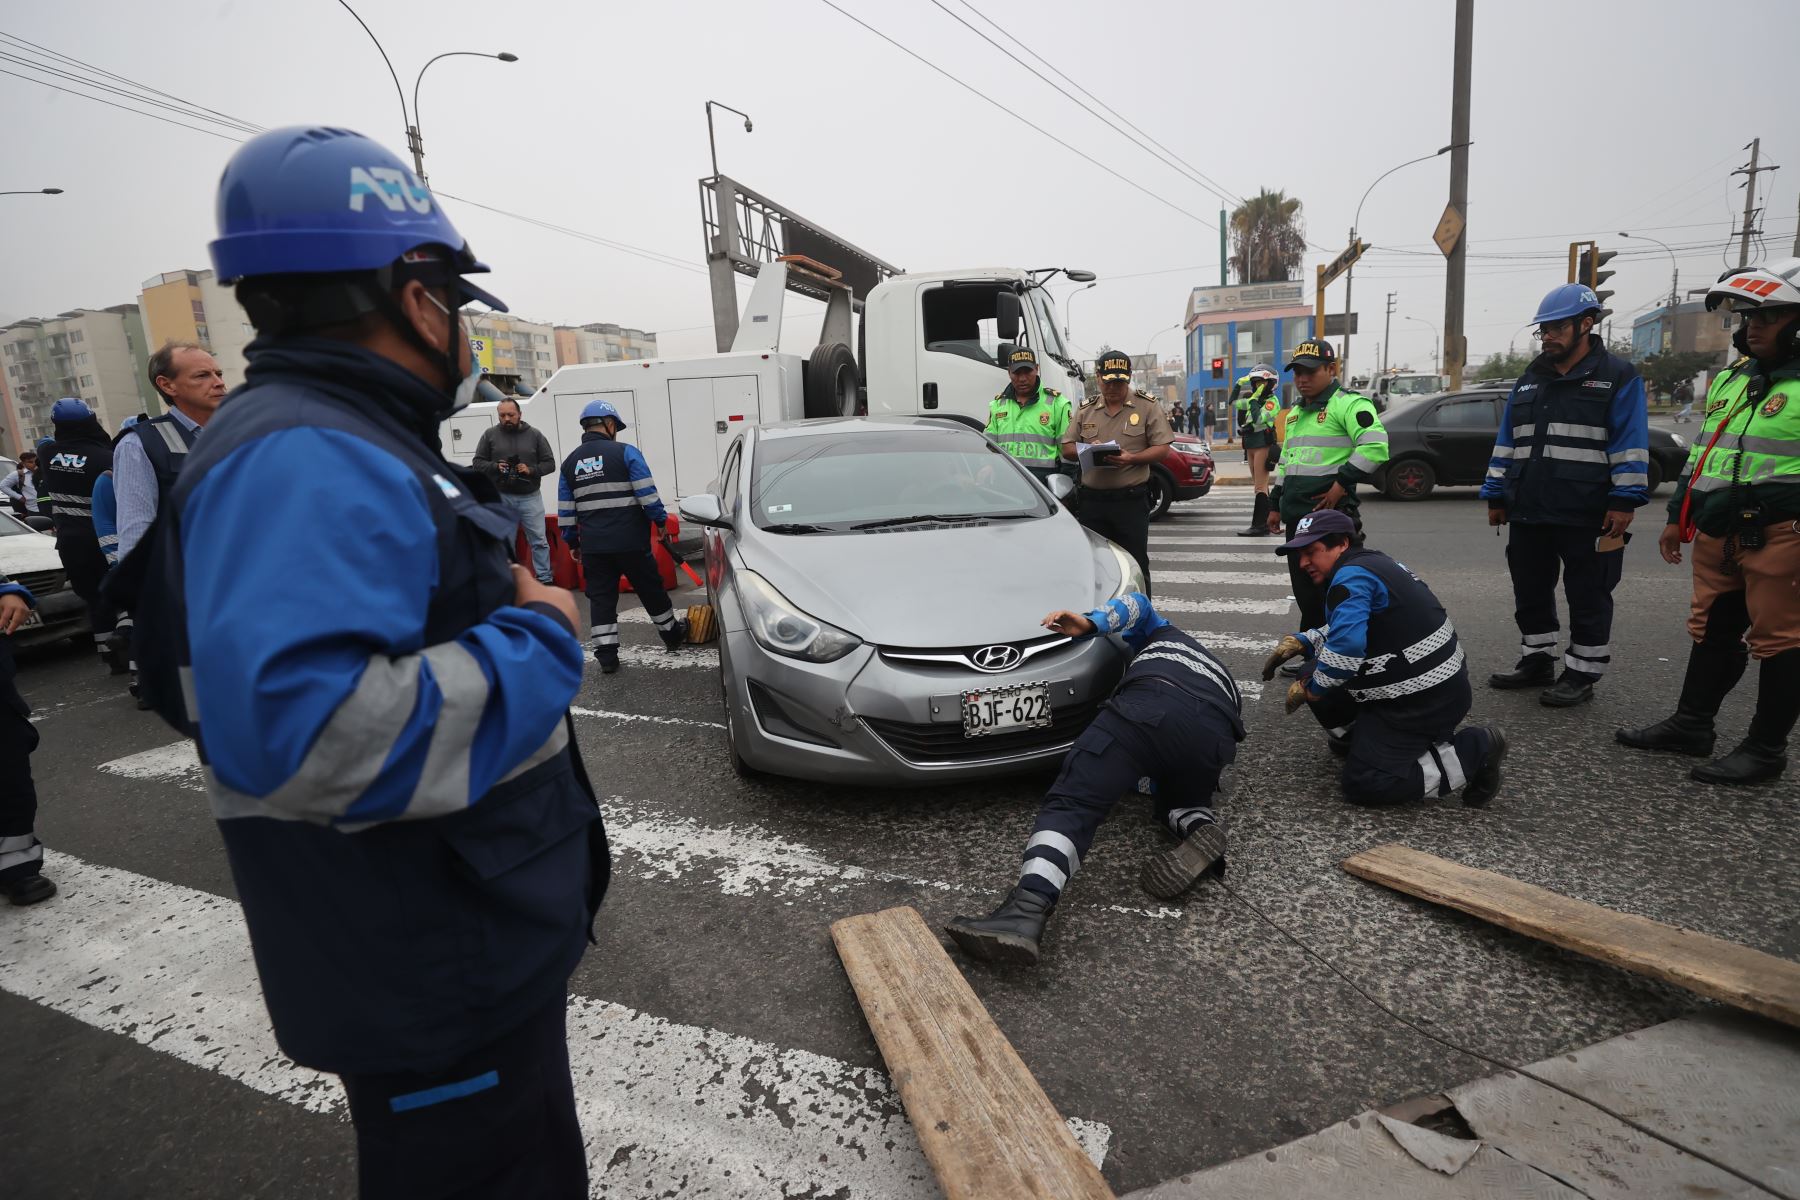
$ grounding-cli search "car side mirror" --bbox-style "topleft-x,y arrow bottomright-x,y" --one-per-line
24,515 -> 52,533
1046,474 -> 1076,501
996,290 -> 1022,343
677,493 -> 729,528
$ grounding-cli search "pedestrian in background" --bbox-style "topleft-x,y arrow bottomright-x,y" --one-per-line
1061,348 -> 1174,592
40,398 -> 115,661
1233,365 -> 1281,537
473,396 -> 557,584
557,399 -> 688,673
0,568 -> 51,905
1482,284 -> 1648,708
115,342 -> 223,563
2,451 -> 39,516
127,126 -> 604,1199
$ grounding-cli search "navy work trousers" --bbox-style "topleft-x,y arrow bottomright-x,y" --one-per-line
1308,674 -> 1491,807
1505,521 -> 1624,681
581,549 -> 677,662
1077,489 -> 1152,597
1021,681 -> 1238,901
339,993 -> 587,1200
0,663 -> 43,884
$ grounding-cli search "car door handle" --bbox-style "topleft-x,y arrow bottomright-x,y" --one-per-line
1424,432 -> 1445,442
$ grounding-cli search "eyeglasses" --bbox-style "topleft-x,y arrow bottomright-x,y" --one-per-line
1531,320 -> 1573,340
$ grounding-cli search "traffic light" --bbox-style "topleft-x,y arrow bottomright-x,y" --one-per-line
1584,247 -> 1617,310
1210,357 -> 1225,379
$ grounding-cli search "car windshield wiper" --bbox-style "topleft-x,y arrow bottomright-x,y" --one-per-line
850,513 -> 986,530
760,522 -> 835,535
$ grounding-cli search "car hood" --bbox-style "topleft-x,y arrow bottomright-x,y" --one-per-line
737,514 -> 1107,647
0,532 -> 65,576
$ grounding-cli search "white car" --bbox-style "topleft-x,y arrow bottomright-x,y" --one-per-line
0,512 -> 91,648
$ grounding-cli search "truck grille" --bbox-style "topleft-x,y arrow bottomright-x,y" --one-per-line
863,698 -> 1101,765
11,568 -> 66,596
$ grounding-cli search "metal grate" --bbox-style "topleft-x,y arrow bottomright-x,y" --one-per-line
11,568 -> 65,596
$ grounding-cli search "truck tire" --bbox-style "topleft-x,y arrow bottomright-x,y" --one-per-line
804,342 -> 860,418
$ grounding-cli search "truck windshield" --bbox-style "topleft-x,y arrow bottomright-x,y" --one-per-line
749,429 -> 1050,531
1388,376 -> 1443,396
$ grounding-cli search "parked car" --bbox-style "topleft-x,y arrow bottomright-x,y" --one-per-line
0,511 -> 91,648
1148,436 -> 1215,520
1372,390 -> 1690,501
679,417 -> 1139,785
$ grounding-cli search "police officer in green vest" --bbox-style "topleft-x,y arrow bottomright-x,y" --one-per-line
1617,258 -> 1800,786
1265,339 -> 1389,652
1233,365 -> 1282,536
986,345 -> 1072,485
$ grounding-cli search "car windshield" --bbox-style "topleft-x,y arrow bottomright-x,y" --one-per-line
1388,376 -> 1442,396
749,428 -> 1052,531
0,514 -> 33,537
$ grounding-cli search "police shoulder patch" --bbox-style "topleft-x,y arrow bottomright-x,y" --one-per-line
1327,584 -> 1351,607
1356,410 -> 1375,428
1044,387 -> 1061,398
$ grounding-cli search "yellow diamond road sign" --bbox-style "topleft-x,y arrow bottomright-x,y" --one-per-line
1434,205 -> 1465,257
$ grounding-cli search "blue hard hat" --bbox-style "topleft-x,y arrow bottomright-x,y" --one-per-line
1533,283 -> 1603,325
208,126 -> 506,312
120,415 -> 141,431
34,437 -> 54,452
580,399 -> 625,430
51,397 -> 93,423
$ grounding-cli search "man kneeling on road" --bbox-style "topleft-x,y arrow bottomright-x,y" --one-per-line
946,594 -> 1244,966
1262,510 -> 1507,808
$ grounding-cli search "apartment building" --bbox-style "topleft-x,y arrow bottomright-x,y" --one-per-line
468,311 -> 558,393
138,269 -> 256,389
0,306 -> 158,454
553,322 -> 659,368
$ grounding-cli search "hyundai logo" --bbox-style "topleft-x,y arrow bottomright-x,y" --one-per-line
970,644 -> 1024,673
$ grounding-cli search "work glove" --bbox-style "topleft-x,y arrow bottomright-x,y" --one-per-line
1261,634 -> 1308,681
1284,678 -> 1313,715
562,531 -> 580,555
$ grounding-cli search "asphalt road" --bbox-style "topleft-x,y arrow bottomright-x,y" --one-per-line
4,482 -> 1795,1199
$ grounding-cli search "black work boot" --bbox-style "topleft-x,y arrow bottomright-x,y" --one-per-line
1616,643 -> 1748,756
1539,671 -> 1595,708
1237,492 -> 1272,537
1692,649 -> 1798,786
595,646 -> 620,675
945,885 -> 1056,966
1460,725 -> 1508,808
660,618 -> 691,651
1140,820 -> 1227,900
3,872 -> 57,906
1488,653 -> 1556,690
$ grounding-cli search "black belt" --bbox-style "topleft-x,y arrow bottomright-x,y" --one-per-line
1080,485 -> 1147,500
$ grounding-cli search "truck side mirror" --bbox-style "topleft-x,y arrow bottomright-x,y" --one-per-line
996,290 -> 1022,343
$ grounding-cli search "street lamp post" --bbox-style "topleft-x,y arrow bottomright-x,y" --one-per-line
1403,314 -> 1439,374
1144,323 -> 1182,395
0,188 -> 63,196
412,51 -> 518,184
1343,143 -> 1461,377
705,101 -> 753,179
1063,280 -> 1097,340
1619,230 -> 1679,354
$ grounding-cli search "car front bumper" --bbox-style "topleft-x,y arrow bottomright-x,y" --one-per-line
724,629 -> 1128,786
12,586 -> 91,649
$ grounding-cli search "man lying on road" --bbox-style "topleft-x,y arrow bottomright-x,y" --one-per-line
946,593 -> 1244,966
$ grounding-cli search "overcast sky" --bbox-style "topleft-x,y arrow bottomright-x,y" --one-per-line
3,0 -> 1796,375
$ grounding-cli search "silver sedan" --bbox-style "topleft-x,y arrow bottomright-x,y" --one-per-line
677,417 -> 1144,785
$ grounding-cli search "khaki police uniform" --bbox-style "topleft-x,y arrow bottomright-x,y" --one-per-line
1062,369 -> 1174,592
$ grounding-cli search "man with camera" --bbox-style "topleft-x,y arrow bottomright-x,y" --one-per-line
473,396 -> 558,583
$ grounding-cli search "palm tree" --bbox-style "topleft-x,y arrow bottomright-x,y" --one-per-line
1229,189 -> 1307,284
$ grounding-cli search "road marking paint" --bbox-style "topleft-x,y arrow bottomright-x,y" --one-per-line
1150,595 -> 1293,616
94,746 -> 1191,920
586,645 -> 720,670
1148,536 -> 1278,547
1174,631 -> 1282,654
0,852 -> 1109,1196
1154,570 -> 1293,587
1151,551 -> 1288,565
26,693 -> 124,723
570,706 -> 725,730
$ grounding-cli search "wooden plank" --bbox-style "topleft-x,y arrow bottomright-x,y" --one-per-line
830,906 -> 1115,1200
1343,844 -> 1800,1029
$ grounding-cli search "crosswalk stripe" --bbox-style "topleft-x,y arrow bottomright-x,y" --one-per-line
1150,595 -> 1292,616
1151,552 -> 1285,565
591,645 -> 720,670
1153,570 -> 1292,587
0,852 -> 1110,1196
1148,536 -> 1277,547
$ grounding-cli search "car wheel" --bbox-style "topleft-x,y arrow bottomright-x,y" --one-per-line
719,656 -> 761,781
1646,458 -> 1663,494
1384,458 -> 1436,501
1146,468 -> 1174,521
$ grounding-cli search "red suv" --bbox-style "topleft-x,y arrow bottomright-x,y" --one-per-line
1149,437 -> 1214,519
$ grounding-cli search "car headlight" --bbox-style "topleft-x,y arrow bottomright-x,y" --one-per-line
734,569 -> 862,663
1094,539 -> 1146,604
1670,433 -> 1687,449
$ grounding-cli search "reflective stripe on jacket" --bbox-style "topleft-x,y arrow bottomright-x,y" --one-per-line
985,384 -> 1072,466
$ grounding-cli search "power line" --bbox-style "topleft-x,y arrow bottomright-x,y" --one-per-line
813,0 -> 1219,231
926,0 -> 1243,209
0,68 -> 246,142
0,50 -> 263,134
435,192 -> 706,275
0,29 -> 261,133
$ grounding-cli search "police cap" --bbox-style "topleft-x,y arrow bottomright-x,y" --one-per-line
1005,345 -> 1038,373
1096,350 -> 1133,381
1285,339 -> 1337,371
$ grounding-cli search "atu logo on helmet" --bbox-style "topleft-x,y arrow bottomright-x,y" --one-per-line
349,166 -> 433,215
1297,515 -> 1315,533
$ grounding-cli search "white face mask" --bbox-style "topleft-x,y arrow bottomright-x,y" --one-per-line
426,292 -> 482,413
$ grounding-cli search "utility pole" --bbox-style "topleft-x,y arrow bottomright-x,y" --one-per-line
1442,0 -> 1474,391
1342,224 -> 1356,374
1383,292 -> 1396,376
1793,190 -> 1800,257
1219,209 -> 1227,287
1731,137 -> 1779,267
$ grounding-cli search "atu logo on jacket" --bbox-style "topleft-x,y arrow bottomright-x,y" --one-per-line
48,453 -> 88,469
573,455 -> 607,479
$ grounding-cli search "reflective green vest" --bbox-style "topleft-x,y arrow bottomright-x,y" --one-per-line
1670,360 -> 1800,534
985,384 -> 1072,467
1274,384 -> 1390,520
1233,378 -> 1278,432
